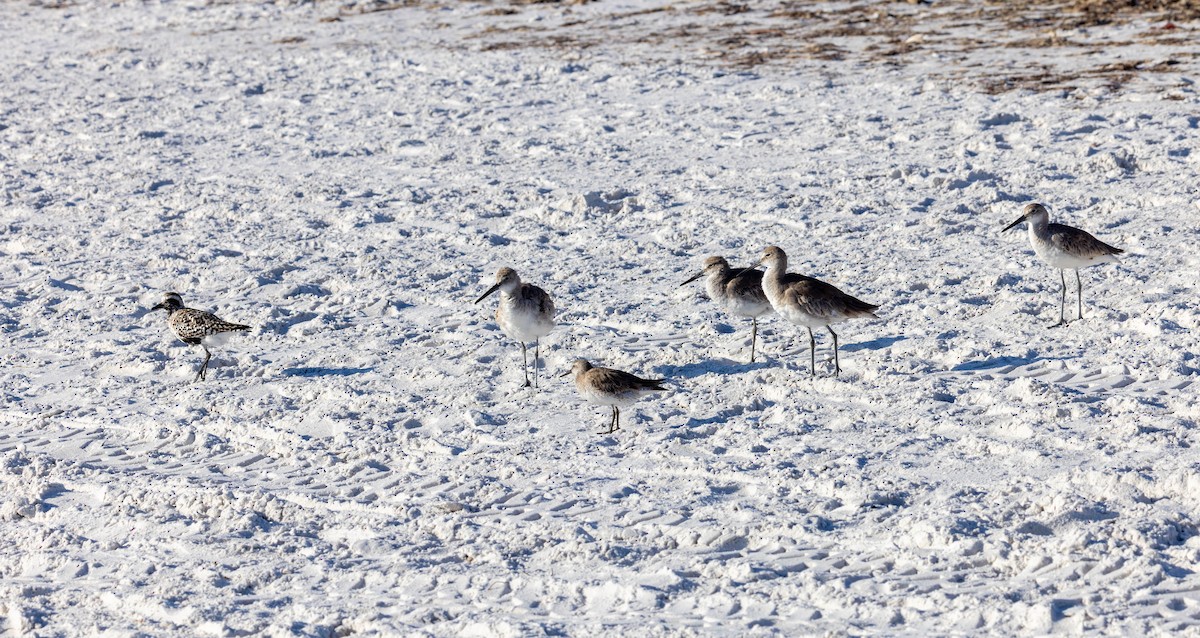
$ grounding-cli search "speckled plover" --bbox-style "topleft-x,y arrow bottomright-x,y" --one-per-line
151,292 -> 251,382
1003,203 -> 1123,327
475,267 -> 555,388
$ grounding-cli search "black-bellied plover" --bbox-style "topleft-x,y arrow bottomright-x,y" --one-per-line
1003,202 -> 1124,327
754,246 -> 879,377
565,359 -> 667,434
150,292 -> 251,382
680,256 -> 773,363
475,267 -> 555,388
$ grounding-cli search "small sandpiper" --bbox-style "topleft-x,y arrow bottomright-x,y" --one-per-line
566,359 -> 667,434
754,246 -> 879,377
475,267 -> 555,388
150,292 -> 252,382
1003,202 -> 1123,327
680,256 -> 773,363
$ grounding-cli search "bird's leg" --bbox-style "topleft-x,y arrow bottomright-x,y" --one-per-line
614,406 -> 621,433
195,346 -> 212,382
750,317 -> 758,363
1049,270 -> 1067,328
807,327 -> 816,376
602,406 -> 616,435
521,342 -> 530,387
1075,269 -> 1083,320
1059,269 -> 1067,325
828,326 -> 840,377
533,339 -> 540,389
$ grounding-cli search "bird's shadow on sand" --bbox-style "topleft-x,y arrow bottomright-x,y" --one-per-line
841,335 -> 907,353
950,354 -> 1076,372
656,359 -> 771,380
283,367 -> 374,378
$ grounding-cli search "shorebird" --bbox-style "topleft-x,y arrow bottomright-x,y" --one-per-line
1003,203 -> 1123,327
150,292 -> 251,382
753,246 -> 879,377
565,359 -> 667,434
475,267 -> 555,388
680,256 -> 773,362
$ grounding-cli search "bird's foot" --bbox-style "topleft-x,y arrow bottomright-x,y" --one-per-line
1048,320 -> 1068,329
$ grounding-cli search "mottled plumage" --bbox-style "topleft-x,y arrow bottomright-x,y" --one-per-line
151,292 -> 251,381
475,267 -> 555,388
1003,202 -> 1123,326
680,256 -> 773,362
568,359 -> 667,434
756,246 -> 879,377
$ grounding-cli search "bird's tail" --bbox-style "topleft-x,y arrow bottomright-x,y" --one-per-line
846,297 -> 881,319
642,379 -> 668,392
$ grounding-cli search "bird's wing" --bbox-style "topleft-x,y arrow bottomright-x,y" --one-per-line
782,280 -> 839,319
592,368 -> 665,393
524,284 -> 556,317
727,269 -> 768,303
1050,224 -> 1123,257
175,309 -> 250,335
784,277 -> 879,318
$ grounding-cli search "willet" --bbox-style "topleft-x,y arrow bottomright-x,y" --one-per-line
1003,203 -> 1123,327
150,292 -> 252,382
475,267 -> 556,388
680,256 -> 773,362
754,246 -> 879,377
565,359 -> 666,434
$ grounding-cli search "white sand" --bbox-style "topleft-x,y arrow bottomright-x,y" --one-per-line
2,1 -> 1199,635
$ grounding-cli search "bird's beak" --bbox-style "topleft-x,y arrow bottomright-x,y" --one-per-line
679,271 -> 704,287
733,258 -> 763,279
559,370 -> 572,378
1002,215 -> 1027,232
150,302 -> 166,312
474,282 -> 501,304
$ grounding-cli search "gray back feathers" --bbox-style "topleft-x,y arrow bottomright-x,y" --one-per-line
1049,223 -> 1124,258
780,274 -> 880,319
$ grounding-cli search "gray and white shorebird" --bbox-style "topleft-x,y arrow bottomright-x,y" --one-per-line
1003,203 -> 1124,327
150,292 -> 252,382
565,359 -> 667,434
753,246 -> 879,377
680,256 -> 773,363
475,267 -> 555,388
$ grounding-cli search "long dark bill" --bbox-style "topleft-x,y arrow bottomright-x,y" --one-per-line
1002,215 -> 1027,232
679,271 -> 704,287
474,283 -> 502,304
732,259 -> 763,280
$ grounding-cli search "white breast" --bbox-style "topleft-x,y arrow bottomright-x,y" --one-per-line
497,297 -> 554,343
